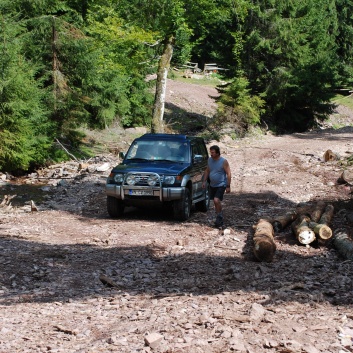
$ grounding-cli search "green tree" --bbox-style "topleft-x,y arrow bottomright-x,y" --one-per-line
0,13 -> 51,171
241,0 -> 340,131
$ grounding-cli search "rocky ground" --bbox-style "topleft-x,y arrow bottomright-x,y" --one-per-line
1,79 -> 353,353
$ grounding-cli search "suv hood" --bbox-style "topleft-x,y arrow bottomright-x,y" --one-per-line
112,161 -> 189,175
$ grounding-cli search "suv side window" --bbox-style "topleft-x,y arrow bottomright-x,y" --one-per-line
192,144 -> 199,160
197,140 -> 208,160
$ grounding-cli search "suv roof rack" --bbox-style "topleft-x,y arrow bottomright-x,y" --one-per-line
139,133 -> 202,142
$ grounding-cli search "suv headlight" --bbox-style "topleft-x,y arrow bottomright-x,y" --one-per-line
126,174 -> 136,185
114,173 -> 124,183
147,174 -> 159,186
164,176 -> 175,185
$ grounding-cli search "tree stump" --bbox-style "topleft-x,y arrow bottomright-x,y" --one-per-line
291,214 -> 316,245
253,219 -> 276,262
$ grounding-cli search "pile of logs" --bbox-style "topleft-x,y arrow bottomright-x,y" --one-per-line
252,201 -> 335,262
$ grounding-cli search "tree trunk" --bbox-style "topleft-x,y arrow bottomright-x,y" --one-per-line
151,35 -> 174,133
272,211 -> 298,232
332,230 -> 353,260
253,219 -> 276,262
291,214 -> 316,245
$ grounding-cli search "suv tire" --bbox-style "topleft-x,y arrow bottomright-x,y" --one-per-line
173,188 -> 191,221
107,196 -> 124,218
195,184 -> 210,212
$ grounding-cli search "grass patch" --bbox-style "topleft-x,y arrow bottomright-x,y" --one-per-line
169,70 -> 228,88
332,94 -> 353,110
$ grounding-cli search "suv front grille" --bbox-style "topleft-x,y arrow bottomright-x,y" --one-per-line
124,173 -> 162,186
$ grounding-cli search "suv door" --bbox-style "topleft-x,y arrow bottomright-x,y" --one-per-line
191,141 -> 207,200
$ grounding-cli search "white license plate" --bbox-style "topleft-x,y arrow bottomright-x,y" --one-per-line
129,189 -> 153,196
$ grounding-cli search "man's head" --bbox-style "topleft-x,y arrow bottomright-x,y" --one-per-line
210,145 -> 220,159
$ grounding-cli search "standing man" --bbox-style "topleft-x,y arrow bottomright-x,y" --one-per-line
202,145 -> 231,228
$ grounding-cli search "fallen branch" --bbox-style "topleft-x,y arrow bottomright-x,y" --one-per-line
99,274 -> 120,288
55,138 -> 79,162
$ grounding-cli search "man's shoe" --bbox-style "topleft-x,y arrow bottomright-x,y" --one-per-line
214,215 -> 224,228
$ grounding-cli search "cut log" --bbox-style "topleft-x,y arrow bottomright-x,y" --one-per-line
338,170 -> 353,185
296,203 -> 314,217
332,230 -> 353,260
318,204 -> 334,225
253,219 -> 276,262
291,214 -> 316,245
308,222 -> 332,240
272,211 -> 298,232
323,149 -> 339,162
310,201 -> 326,223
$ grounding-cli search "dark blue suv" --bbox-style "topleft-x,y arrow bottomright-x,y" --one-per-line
106,133 -> 210,220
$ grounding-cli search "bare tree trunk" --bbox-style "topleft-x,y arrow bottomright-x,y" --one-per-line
253,219 -> 276,262
151,35 -> 174,133
52,17 -> 58,112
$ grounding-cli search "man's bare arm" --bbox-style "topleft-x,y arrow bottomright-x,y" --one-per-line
202,166 -> 210,188
224,160 -> 232,192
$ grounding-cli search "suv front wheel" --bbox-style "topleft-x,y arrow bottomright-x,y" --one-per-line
173,188 -> 191,221
107,196 -> 125,218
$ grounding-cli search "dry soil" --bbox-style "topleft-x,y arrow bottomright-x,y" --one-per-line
1,79 -> 353,353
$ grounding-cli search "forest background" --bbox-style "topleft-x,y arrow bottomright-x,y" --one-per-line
1,0 -> 353,172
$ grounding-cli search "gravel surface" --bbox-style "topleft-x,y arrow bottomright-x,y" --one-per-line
1,80 -> 353,353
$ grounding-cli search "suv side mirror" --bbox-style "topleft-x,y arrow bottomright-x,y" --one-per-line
119,151 -> 126,159
193,155 -> 203,164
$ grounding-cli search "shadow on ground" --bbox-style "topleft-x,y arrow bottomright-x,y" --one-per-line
1,187 -> 352,308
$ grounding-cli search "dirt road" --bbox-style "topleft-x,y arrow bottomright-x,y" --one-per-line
1,82 -> 353,352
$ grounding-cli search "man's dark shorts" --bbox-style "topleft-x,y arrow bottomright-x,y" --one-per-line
209,186 -> 226,201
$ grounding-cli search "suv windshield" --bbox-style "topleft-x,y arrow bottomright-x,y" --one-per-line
125,140 -> 190,162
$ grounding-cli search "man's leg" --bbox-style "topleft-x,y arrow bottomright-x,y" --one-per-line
214,197 -> 222,213
214,197 -> 223,227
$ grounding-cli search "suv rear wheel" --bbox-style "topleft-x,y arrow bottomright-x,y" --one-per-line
107,196 -> 124,218
173,188 -> 191,221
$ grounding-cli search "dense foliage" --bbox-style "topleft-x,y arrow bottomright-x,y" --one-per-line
0,0 -> 352,171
